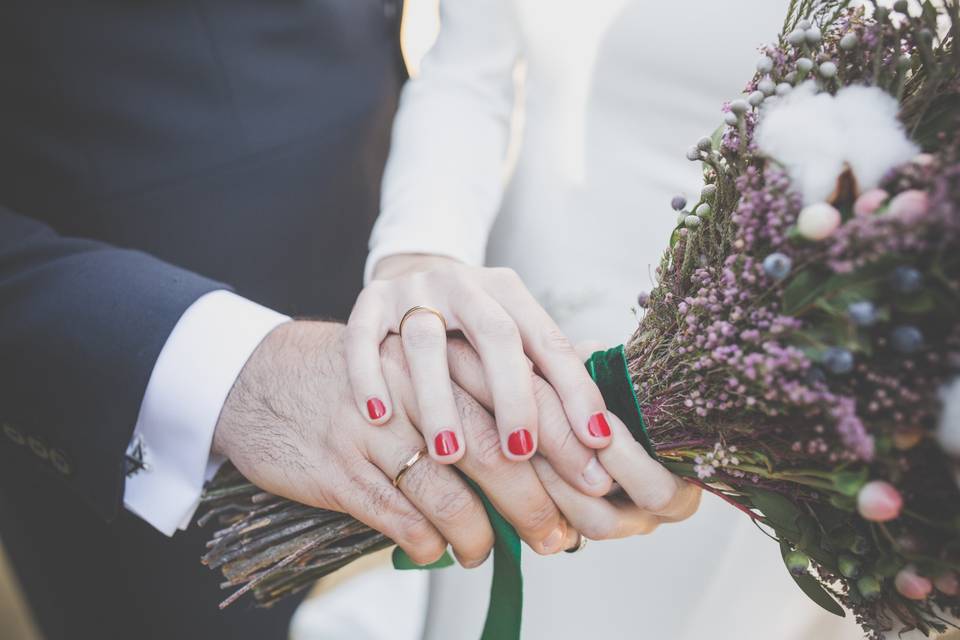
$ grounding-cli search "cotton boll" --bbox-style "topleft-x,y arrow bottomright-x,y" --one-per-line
937,378 -> 960,458
756,84 -> 919,204
835,86 -> 919,194
756,83 -> 848,204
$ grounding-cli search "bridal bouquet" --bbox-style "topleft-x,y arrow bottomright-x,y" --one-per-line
201,1 -> 960,637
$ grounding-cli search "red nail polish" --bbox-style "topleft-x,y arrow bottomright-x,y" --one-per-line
507,429 -> 534,456
588,413 -> 611,438
367,397 -> 386,421
435,430 -> 459,456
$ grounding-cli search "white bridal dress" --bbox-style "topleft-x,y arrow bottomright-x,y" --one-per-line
367,1 -> 867,638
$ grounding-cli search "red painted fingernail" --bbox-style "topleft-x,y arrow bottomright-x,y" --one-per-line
367,397 -> 386,421
507,429 -> 534,456
588,412 -> 611,438
435,430 -> 459,456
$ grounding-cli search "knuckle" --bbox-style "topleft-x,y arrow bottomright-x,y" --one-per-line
489,266 -> 521,286
521,497 -> 559,538
538,325 -> 575,354
458,532 -> 495,567
402,320 -> 445,350
642,481 -> 679,514
472,425 -> 507,468
530,375 -> 557,408
581,513 -> 618,541
530,378 -> 576,450
475,312 -> 520,343
433,488 -> 478,525
398,509 -> 436,549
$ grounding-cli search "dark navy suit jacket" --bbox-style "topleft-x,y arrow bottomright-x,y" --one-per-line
0,2 -> 405,637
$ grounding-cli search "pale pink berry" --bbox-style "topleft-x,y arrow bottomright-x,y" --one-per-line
912,153 -> 935,166
895,566 -> 933,600
853,188 -> 889,216
857,480 -> 903,522
797,202 -> 841,240
888,189 -> 929,222
934,572 -> 960,596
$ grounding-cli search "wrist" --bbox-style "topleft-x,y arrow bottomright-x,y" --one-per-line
372,253 -> 461,280
211,320 -> 340,462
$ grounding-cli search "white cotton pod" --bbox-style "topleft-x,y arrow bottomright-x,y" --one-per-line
937,378 -> 960,458
755,83 -> 919,204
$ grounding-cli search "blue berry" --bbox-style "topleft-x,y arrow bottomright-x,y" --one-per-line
890,266 -> 923,293
891,326 -> 924,354
805,366 -> 827,385
824,347 -> 855,374
763,253 -> 792,281
671,195 -> 687,211
847,301 -> 877,327
637,291 -> 650,308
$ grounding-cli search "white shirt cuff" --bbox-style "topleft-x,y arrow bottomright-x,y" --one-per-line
123,290 -> 290,536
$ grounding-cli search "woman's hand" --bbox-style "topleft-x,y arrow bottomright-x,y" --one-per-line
346,254 -> 611,465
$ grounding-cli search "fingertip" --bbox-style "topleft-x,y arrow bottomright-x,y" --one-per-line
431,429 -> 464,464
571,410 -> 612,449
503,428 -> 536,461
579,456 -> 613,496
362,394 -> 392,426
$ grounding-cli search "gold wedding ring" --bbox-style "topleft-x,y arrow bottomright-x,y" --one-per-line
565,532 -> 589,554
393,448 -> 428,487
398,305 -> 448,335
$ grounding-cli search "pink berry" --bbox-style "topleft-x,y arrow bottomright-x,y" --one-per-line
895,566 -> 933,600
797,202 -> 842,240
853,188 -> 889,216
888,189 -> 929,222
935,572 -> 960,596
857,480 -> 903,522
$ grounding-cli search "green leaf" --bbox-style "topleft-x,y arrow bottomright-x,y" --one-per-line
828,494 -> 856,511
874,554 -> 903,578
832,468 -> 868,497
783,270 -> 828,315
894,290 -> 936,315
746,487 -> 803,538
392,547 -> 455,571
780,541 -> 846,618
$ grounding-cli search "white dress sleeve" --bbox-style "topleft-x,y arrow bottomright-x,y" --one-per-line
123,290 -> 290,536
365,0 -> 523,283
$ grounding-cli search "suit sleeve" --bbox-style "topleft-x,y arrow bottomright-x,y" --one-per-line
0,205 -> 225,521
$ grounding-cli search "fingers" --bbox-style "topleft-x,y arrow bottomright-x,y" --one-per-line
450,285 -> 539,461
598,412 -> 702,522
531,456 -> 660,540
332,458 -> 448,566
400,310 -> 464,463
364,429 -> 494,568
447,339 -> 611,497
448,384 -> 568,555
346,283 -> 393,425
481,268 -> 610,449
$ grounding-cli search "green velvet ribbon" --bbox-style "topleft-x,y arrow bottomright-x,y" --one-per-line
394,344 -> 651,640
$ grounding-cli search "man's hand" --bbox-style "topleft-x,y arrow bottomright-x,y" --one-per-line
212,321 -> 572,567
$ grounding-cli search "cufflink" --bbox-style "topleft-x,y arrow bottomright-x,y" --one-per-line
125,434 -> 151,477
